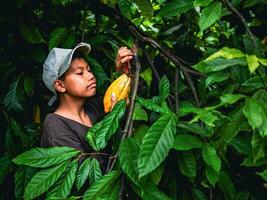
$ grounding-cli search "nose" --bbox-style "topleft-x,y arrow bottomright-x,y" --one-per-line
85,70 -> 95,81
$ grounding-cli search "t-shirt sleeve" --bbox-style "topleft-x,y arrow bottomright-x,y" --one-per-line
84,93 -> 105,124
41,117 -> 87,152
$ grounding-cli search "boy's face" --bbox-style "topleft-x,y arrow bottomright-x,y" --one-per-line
59,57 -> 96,98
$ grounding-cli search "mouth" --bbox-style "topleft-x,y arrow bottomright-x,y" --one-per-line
88,82 -> 96,88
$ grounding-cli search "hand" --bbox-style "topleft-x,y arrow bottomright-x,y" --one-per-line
116,47 -> 133,74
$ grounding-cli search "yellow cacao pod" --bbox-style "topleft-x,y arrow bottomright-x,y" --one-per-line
103,73 -> 131,113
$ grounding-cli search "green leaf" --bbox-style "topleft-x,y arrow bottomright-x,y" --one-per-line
202,143 -> 221,172
47,161 -> 78,199
48,27 -> 68,51
178,151 -> 196,179
136,96 -> 165,113
87,100 -> 126,151
173,135 -> 203,150
159,75 -> 170,101
205,165 -> 219,187
246,54 -> 259,73
98,179 -> 120,200
19,21 -> 45,44
256,169 -> 267,182
192,188 -> 207,200
24,160 -> 69,199
218,172 -> 236,200
13,146 -> 80,168
243,98 -> 263,129
199,2 -> 222,32
119,138 -> 142,185
219,93 -> 246,106
205,73 -> 229,87
15,166 -> 38,199
258,57 -> 267,66
88,158 -> 102,185
75,157 -> 91,191
207,47 -> 245,60
133,102 -> 148,121
159,0 -> 194,18
142,182 -> 172,200
240,76 -> 267,93
4,75 -> 25,113
135,0 -> 154,18
251,132 -> 266,163
229,134 -> 250,156
176,122 -> 211,137
140,67 -> 152,87
194,0 -> 212,7
118,0 -> 132,19
149,165 -> 163,185
0,156 -> 12,185
82,171 -> 120,200
138,113 -> 177,178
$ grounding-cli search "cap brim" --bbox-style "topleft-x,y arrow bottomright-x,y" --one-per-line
58,43 -> 91,77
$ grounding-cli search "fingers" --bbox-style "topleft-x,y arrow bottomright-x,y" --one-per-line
116,47 -> 134,74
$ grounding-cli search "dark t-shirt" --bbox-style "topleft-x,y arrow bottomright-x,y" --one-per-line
40,95 -> 105,152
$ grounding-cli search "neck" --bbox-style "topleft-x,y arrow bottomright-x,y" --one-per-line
55,95 -> 86,119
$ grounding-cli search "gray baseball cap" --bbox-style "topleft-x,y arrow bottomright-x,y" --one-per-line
42,42 -> 91,105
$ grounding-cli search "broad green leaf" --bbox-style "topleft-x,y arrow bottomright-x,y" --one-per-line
202,143 -> 221,172
13,146 -> 80,168
219,93 -> 246,106
47,161 -> 78,199
207,47 -> 245,61
194,0 -> 212,7
176,122 -> 211,137
240,76 -> 267,93
48,27 -> 68,51
118,0 -> 132,18
159,75 -> 170,101
23,75 -> 35,95
15,166 -> 38,199
140,67 -> 152,87
199,2 -> 222,32
142,182 -> 172,200
24,160 -> 69,200
138,113 -> 177,178
149,165 -> 163,185
75,157 -> 91,191
178,151 -> 196,179
229,134 -> 250,156
62,30 -> 75,49
88,158 -> 102,185
193,57 -> 247,73
132,124 -> 149,145
159,0 -> 194,18
19,21 -> 45,44
119,138 -> 141,185
135,0 -> 154,18
258,58 -> 267,66
0,156 -> 12,184
133,102 -> 148,121
136,96 -> 165,113
218,172 -> 236,200
205,73 -> 229,87
82,171 -> 120,200
243,98 -> 263,129
190,109 -> 219,127
246,54 -> 259,73
256,169 -> 267,181
4,75 -> 25,113
251,132 -> 266,163
98,179 -> 120,200
173,135 -> 203,150
87,100 -> 126,150
205,165 -> 219,187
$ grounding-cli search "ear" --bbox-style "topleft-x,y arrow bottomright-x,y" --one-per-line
53,80 -> 66,93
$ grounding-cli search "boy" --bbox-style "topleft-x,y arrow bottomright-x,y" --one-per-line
40,43 -> 133,155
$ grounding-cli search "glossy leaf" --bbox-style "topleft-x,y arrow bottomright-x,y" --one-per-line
13,146 -> 80,168
133,102 -> 148,121
136,96 -> 165,113
243,98 -> 263,129
47,161 -> 78,199
24,161 -> 69,199
205,165 -> 219,187
178,151 -> 196,179
202,143 -> 221,172
19,21 -> 45,44
48,27 -> 68,51
194,0 -> 212,7
135,0 -> 154,18
256,169 -> 267,182
218,172 -> 236,200
142,182 -> 172,200
88,158 -> 102,185
199,2 -> 222,32
173,134 -> 203,150
246,54 -> 259,73
0,156 -> 12,185
82,171 -> 120,200
75,157 -> 91,191
138,113 -> 177,178
159,75 -> 170,101
205,73 -> 229,88
159,0 -> 194,18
